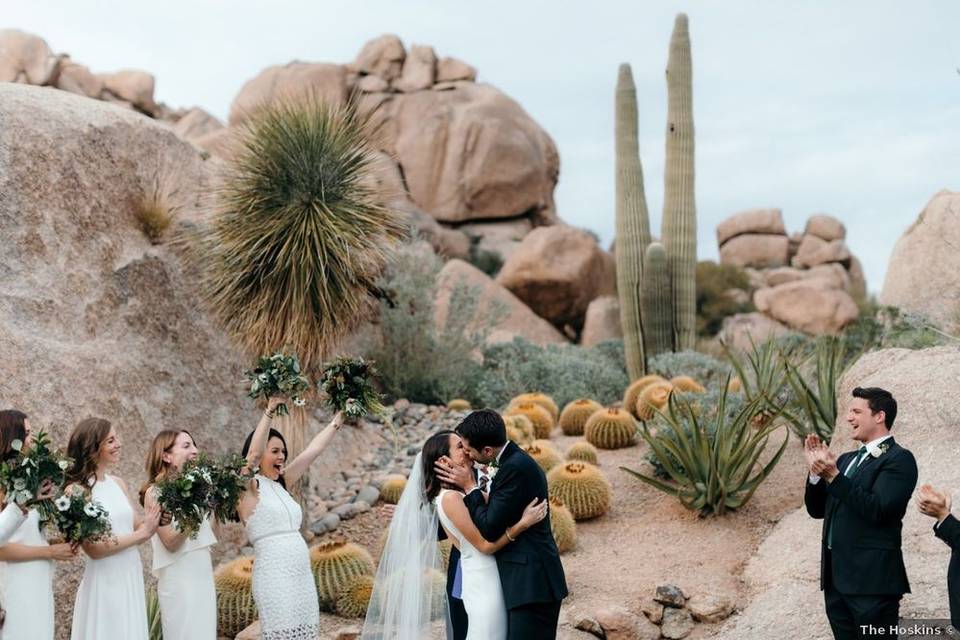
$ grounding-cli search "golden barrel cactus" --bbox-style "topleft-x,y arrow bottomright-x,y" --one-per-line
670,375 -> 705,393
309,540 -> 375,612
549,497 -> 577,554
623,375 -> 667,419
584,408 -> 638,450
565,441 -> 599,466
509,392 -> 559,422
727,376 -> 742,393
636,381 -> 674,421
379,475 -> 407,504
447,399 -> 471,411
335,574 -> 375,618
547,462 -> 612,520
506,402 -> 554,440
214,556 -> 258,638
558,399 -> 603,436
524,440 -> 562,473
502,414 -> 535,445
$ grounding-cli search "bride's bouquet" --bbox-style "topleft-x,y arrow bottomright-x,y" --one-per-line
244,352 -> 311,416
153,454 -> 253,536
47,485 -> 112,545
0,431 -> 72,521
318,356 -> 386,419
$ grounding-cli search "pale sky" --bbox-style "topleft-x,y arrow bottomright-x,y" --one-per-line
5,1 -> 959,293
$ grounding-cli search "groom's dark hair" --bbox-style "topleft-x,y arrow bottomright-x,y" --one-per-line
853,387 -> 897,429
456,409 -> 507,449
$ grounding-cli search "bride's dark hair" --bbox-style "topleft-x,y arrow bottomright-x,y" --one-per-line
421,430 -> 457,503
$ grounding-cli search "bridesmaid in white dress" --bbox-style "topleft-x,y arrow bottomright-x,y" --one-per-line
0,410 -> 77,640
140,429 -> 217,640
67,417 -> 161,640
236,396 -> 344,640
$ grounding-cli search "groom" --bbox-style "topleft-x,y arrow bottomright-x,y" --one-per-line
436,409 -> 568,639
804,386 -> 918,639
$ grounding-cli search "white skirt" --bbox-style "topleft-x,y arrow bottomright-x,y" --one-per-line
0,557 -> 54,640
71,548 -> 148,640
156,547 -> 216,640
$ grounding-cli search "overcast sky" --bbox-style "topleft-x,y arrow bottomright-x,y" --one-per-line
6,1 -> 958,293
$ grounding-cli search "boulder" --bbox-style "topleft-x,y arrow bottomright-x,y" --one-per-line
718,312 -> 792,351
718,234 -> 790,269
716,208 -> 786,246
804,214 -> 846,241
395,44 -> 436,92
763,266 -> 807,288
396,201 -> 471,260
581,296 -> 623,346
228,62 -> 348,126
100,69 -> 158,115
459,218 -> 533,264
55,60 -> 104,98
362,82 -> 559,225
660,608 -> 695,639
0,29 -> 58,85
687,593 -> 735,623
356,74 -> 390,93
594,606 -> 660,640
753,281 -> 859,334
437,57 -> 477,82
496,226 -> 615,331
848,255 -> 867,301
354,34 -> 406,82
715,346 -> 960,640
791,236 -> 851,269
880,190 -> 960,329
435,259 -> 567,346
171,107 -> 224,141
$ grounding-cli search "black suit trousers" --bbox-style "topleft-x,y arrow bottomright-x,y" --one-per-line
508,600 -> 562,640
823,550 -> 901,639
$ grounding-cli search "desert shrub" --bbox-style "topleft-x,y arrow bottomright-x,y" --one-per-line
136,172 -> 182,244
696,260 -> 753,337
840,305 -> 953,356
475,338 -> 629,410
648,350 -> 731,388
371,243 -> 504,405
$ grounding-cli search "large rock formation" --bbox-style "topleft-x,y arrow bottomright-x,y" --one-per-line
880,190 -> 960,330
715,345 -> 960,639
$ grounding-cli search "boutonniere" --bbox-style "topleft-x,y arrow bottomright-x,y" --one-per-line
487,466 -> 498,481
870,442 -> 891,458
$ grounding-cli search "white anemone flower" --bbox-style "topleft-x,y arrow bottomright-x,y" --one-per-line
55,496 -> 71,512
83,502 -> 99,517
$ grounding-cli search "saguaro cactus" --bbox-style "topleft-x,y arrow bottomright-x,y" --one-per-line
641,242 -> 673,358
661,13 -> 697,351
615,63 -> 653,379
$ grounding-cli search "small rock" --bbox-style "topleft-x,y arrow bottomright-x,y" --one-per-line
573,614 -> 604,638
639,597 -> 664,624
353,500 -> 371,514
687,593 -> 735,623
309,519 -> 328,535
660,608 -> 695,639
332,504 -> 354,519
356,485 -> 380,506
334,628 -> 360,640
654,584 -> 687,608
320,513 -> 340,532
595,606 -> 660,640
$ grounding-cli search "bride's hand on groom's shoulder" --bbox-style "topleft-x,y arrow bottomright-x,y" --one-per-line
435,456 -> 476,492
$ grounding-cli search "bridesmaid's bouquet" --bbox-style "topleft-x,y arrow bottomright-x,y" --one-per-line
47,485 -> 112,545
318,356 -> 386,419
0,431 -> 72,521
244,352 -> 311,416
154,454 -> 253,536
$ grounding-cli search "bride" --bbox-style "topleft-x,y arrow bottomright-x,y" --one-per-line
362,430 -> 546,640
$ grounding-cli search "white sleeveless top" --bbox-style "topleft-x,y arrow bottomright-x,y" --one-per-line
150,517 -> 216,572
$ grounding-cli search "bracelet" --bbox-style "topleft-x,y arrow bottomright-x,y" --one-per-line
505,529 -> 516,543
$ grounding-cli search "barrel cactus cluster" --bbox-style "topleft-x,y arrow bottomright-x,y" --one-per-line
558,399 -> 604,436
506,401 -> 555,439
549,497 -> 577,554
503,414 -> 536,446
565,441 -> 599,466
584,408 -> 638,450
524,440 -> 563,472
379,475 -> 407,504
335,574 -> 375,618
547,461 -> 613,520
214,556 -> 258,638
309,540 -> 376,612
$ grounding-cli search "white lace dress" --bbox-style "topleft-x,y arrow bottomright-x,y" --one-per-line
435,489 -> 507,640
0,508 -> 54,639
71,474 -> 148,640
245,474 -> 319,640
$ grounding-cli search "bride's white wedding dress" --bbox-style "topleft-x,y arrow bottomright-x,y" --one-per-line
435,489 -> 507,640
245,474 -> 320,640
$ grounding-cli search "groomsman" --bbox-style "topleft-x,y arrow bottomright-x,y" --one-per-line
804,386 -> 918,639
917,484 -> 960,630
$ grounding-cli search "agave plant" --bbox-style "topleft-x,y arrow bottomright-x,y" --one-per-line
721,335 -> 795,429
621,380 -> 789,516
199,94 -> 406,465
780,336 -> 848,443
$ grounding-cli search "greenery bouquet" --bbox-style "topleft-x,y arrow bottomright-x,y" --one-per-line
47,485 -> 112,545
154,454 -> 253,536
244,352 -> 311,416
319,356 -> 386,419
0,431 -> 72,521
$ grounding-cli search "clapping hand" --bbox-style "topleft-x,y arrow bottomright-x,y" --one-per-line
804,435 -> 839,481
917,484 -> 952,522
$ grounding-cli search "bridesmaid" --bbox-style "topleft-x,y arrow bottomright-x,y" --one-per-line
237,396 -> 343,640
68,417 -> 161,640
140,429 -> 217,640
0,409 -> 74,640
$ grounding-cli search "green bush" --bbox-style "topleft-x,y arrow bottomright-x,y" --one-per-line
648,350 -> 731,388
696,261 -> 753,337
840,305 -> 953,357
475,338 -> 629,410
371,243 -> 504,405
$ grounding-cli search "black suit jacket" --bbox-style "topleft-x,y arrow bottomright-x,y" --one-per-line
463,441 -> 568,609
934,514 -> 960,630
804,437 -> 918,595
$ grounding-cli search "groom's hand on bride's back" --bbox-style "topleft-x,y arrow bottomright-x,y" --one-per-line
435,456 -> 477,492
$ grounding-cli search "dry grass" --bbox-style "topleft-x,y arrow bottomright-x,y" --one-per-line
135,172 -> 183,244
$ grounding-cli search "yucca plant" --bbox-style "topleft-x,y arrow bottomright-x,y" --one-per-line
621,380 -> 789,516
147,587 -> 163,640
721,335 -> 794,429
780,336 -> 848,443
200,94 -> 406,463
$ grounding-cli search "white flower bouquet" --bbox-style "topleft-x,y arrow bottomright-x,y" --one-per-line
0,431 -> 72,521
244,352 -> 311,416
46,484 -> 112,545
